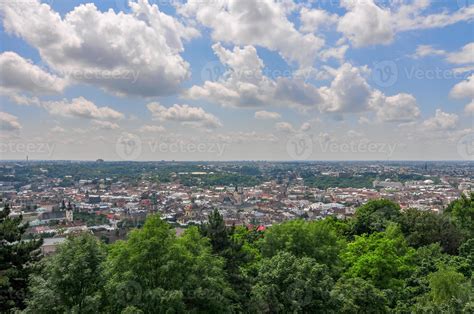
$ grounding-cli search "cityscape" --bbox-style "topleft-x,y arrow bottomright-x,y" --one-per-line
1,0 -> 473,312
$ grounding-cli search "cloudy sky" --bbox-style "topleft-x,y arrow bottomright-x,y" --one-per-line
0,0 -> 473,161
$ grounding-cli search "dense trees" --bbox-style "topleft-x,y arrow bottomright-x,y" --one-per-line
0,203 -> 42,312
25,234 -> 106,313
5,197 -> 473,313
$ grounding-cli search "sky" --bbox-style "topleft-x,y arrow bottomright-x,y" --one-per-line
0,0 -> 473,161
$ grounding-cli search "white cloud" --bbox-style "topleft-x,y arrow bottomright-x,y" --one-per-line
412,45 -> 446,59
275,122 -> 295,133
446,42 -> 474,65
373,92 -> 421,122
299,7 -> 338,33
300,122 -> 311,131
186,43 -> 322,109
450,74 -> 474,99
422,109 -> 458,131
0,51 -> 67,95
147,103 -> 222,129
1,0 -> 198,97
50,126 -> 65,133
177,0 -> 324,66
338,0 -> 394,48
139,125 -> 166,133
92,120 -> 120,130
465,100 -> 474,113
319,63 -> 372,113
43,97 -> 124,121
338,0 -> 474,47
412,42 -> 474,65
0,112 -> 21,131
255,110 -> 281,120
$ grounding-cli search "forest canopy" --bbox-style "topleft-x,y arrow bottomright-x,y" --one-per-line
2,195 -> 473,313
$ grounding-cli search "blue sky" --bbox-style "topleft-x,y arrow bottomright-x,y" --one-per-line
0,0 -> 473,161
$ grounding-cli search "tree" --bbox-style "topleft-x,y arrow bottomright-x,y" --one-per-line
104,214 -> 234,313
200,209 -> 254,310
24,233 -> 106,313
250,251 -> 336,313
258,219 -> 345,273
351,199 -> 401,235
331,278 -> 389,314
342,224 -> 415,293
413,266 -> 472,313
399,208 -> 463,254
0,203 -> 42,312
444,193 -> 474,239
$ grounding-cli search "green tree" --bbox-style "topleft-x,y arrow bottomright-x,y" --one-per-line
0,203 -> 42,312
258,219 -> 345,273
331,278 -> 389,313
413,266 -> 472,313
250,251 -> 336,313
105,214 -> 234,313
342,224 -> 415,293
399,208 -> 463,254
444,193 -> 474,239
351,199 -> 401,235
200,209 -> 254,310
25,233 -> 106,313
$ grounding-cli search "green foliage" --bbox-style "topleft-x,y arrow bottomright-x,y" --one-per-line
13,196 -> 474,313
444,193 -> 474,239
0,203 -> 42,312
399,208 -> 463,254
104,215 -> 234,313
331,278 -> 389,313
250,251 -> 336,313
258,219 -> 346,273
342,224 -> 415,292
200,209 -> 255,310
351,199 -> 401,235
25,233 -> 106,313
413,266 -> 473,313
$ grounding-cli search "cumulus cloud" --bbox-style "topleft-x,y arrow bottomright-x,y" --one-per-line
338,0 -> 474,47
422,109 -> 458,131
255,110 -> 281,120
450,74 -> 474,99
0,112 -> 21,131
43,97 -> 124,121
338,0 -> 394,48
177,0 -> 324,66
147,103 -> 222,129
0,51 -> 67,95
1,0 -> 198,97
319,63 -> 372,113
465,100 -> 474,113
185,43 -> 323,109
373,92 -> 421,122
299,7 -> 338,33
